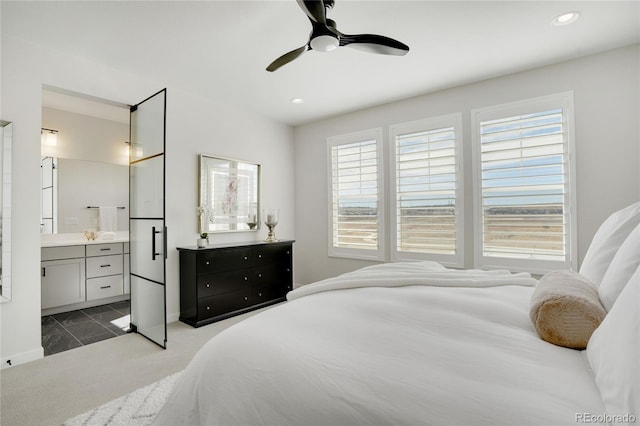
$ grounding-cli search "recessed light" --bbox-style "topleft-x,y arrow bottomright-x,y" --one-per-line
291,98 -> 304,104
552,11 -> 580,26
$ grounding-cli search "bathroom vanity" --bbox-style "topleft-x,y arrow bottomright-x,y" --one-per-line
41,233 -> 130,315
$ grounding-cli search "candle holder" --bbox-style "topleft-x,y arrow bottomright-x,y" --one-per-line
246,205 -> 258,230
263,208 -> 279,242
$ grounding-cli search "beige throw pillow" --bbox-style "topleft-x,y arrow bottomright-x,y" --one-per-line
530,271 -> 606,349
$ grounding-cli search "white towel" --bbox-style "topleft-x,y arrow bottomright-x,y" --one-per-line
99,206 -> 118,232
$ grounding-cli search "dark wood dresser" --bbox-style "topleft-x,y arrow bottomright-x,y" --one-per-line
177,240 -> 294,328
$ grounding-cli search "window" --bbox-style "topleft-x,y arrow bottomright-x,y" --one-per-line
390,114 -> 463,266
327,128 -> 384,260
471,92 -> 576,273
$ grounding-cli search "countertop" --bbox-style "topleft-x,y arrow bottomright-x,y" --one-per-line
176,239 -> 295,252
41,232 -> 129,247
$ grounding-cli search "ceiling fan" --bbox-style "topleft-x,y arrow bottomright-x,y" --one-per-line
266,0 -> 410,72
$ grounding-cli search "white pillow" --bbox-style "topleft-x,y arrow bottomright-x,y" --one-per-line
586,266 -> 639,420
580,201 -> 640,287
599,223 -> 640,311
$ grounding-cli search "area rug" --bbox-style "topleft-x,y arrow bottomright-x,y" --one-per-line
63,371 -> 181,426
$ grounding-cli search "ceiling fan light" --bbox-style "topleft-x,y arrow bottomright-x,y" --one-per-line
310,35 -> 339,52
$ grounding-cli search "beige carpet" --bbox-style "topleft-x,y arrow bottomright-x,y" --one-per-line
63,371 -> 182,426
1,306 -> 274,426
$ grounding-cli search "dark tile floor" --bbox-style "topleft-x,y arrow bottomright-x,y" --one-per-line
41,301 -> 130,356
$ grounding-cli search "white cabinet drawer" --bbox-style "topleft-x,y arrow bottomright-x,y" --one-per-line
41,245 -> 85,261
86,275 -> 124,301
86,254 -> 123,278
86,243 -> 123,257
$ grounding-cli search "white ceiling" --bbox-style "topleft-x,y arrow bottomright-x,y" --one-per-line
3,1 -> 639,126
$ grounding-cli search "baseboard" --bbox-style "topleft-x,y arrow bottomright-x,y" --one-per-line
167,311 -> 180,323
41,295 -> 130,317
1,346 -> 44,369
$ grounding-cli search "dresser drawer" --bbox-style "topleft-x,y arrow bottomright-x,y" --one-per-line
198,247 -> 252,274
86,275 -> 124,301
86,254 -> 123,278
254,244 -> 292,267
198,269 -> 251,298
86,243 -> 123,257
197,287 -> 251,321
253,283 -> 287,305
254,264 -> 292,287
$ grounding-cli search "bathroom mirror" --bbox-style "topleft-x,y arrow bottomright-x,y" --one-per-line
40,157 -> 128,234
199,154 -> 260,233
1,121 -> 13,302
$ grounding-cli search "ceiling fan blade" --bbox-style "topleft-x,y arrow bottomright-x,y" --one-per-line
296,0 -> 326,24
339,33 -> 409,56
266,45 -> 309,72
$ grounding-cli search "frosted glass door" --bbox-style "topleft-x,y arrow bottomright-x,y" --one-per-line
129,89 -> 167,349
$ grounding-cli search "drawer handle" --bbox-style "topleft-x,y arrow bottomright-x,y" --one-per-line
258,292 -> 262,297
243,256 -> 248,260
244,276 -> 248,281
206,284 -> 211,288
100,248 -> 111,251
286,268 -> 291,272
100,264 -> 111,268
205,261 -> 210,265
258,273 -> 262,278
100,285 -> 111,289
244,297 -> 248,301
258,254 -> 262,258
286,251 -> 290,255
206,306 -> 211,310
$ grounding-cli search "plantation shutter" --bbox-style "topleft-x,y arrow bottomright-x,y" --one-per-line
479,108 -> 569,263
394,127 -> 458,255
329,137 -> 380,255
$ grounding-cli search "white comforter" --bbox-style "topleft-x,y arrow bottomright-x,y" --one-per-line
154,262 -> 605,426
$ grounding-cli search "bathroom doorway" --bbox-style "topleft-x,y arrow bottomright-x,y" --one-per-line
40,86 -> 132,356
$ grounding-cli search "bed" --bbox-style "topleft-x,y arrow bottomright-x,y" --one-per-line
153,203 -> 639,426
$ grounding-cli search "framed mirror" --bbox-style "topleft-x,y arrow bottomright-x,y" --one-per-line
199,154 -> 260,234
1,121 -> 13,302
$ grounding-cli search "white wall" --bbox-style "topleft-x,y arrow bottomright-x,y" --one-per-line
293,44 -> 640,285
41,107 -> 130,165
0,35 -> 294,366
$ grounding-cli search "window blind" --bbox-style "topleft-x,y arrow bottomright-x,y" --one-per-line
479,108 -> 568,261
330,139 -> 379,251
394,126 -> 457,255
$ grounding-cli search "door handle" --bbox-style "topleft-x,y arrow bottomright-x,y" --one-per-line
152,226 -> 161,260
164,226 -> 168,260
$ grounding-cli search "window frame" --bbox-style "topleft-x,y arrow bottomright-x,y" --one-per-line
389,113 -> 464,267
326,128 -> 385,261
471,92 -> 578,274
